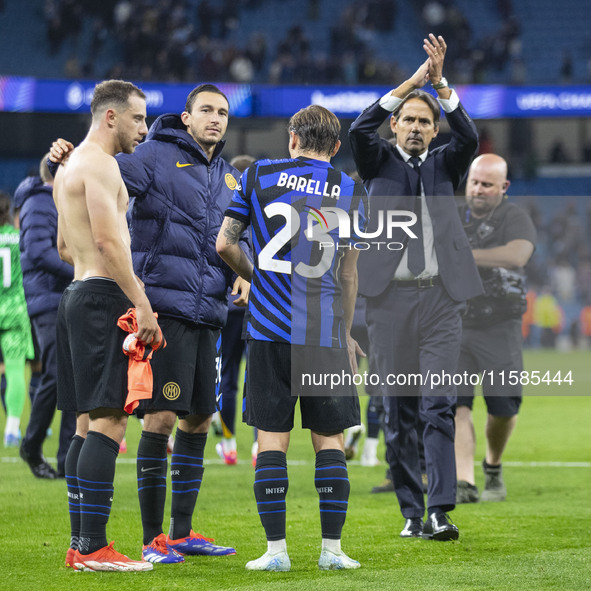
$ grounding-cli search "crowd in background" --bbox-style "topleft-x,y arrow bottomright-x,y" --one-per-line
518,198 -> 591,348
43,0 -> 400,84
38,0 -> 587,86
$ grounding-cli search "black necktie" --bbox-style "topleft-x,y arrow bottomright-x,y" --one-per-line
407,156 -> 425,276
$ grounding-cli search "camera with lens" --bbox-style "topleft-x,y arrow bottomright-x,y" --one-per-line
464,267 -> 527,327
482,267 -> 527,300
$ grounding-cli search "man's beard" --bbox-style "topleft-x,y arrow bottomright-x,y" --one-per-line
192,126 -> 221,148
118,130 -> 136,154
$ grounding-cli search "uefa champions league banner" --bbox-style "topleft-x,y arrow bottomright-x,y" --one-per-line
255,85 -> 591,118
0,77 -> 253,117
1,76 -> 591,119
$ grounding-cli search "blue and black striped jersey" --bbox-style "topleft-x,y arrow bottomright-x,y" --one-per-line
224,156 -> 368,347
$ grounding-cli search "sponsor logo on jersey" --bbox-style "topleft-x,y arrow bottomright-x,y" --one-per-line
225,173 -> 238,190
176,161 -> 193,168
163,381 -> 181,400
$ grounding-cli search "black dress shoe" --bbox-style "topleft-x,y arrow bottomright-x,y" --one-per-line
422,512 -> 459,541
31,461 -> 58,479
400,518 -> 423,538
20,443 -> 57,480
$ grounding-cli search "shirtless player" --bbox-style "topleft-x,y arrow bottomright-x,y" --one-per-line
53,80 -> 161,572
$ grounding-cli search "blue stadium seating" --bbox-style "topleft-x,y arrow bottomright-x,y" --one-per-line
511,178 -> 591,197
511,0 -> 591,83
1,0 -> 590,84
0,0 -> 120,78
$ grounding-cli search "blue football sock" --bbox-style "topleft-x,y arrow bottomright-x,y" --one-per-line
254,450 -> 288,541
315,449 -> 350,540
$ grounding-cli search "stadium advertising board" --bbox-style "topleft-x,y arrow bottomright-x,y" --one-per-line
257,85 -> 591,118
1,77 -> 591,119
0,77 -> 253,117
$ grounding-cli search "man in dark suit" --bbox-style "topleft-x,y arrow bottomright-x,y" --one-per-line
349,34 -> 482,541
16,156 -> 75,479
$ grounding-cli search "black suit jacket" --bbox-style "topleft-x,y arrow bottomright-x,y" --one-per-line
349,98 -> 484,302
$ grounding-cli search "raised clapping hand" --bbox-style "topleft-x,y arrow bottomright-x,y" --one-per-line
423,33 -> 447,86
409,58 -> 431,89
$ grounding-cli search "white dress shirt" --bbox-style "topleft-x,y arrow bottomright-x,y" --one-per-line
377,89 -> 461,279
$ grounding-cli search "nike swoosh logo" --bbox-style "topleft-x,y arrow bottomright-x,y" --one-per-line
176,162 -> 193,168
141,466 -> 161,473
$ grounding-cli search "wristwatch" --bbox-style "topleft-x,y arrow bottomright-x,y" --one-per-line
432,77 -> 448,90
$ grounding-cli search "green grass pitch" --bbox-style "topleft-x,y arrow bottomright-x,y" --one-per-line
1,349 -> 589,590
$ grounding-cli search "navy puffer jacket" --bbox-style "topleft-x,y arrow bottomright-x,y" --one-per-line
15,176 -> 73,318
117,113 -> 242,328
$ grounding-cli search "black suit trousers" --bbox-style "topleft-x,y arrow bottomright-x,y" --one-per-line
366,283 -> 462,517
23,310 -> 76,471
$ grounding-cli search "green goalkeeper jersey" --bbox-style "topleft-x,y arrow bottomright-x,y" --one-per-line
0,223 -> 30,329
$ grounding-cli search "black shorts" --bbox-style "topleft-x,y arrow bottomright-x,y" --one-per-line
138,317 -> 220,417
456,319 -> 523,417
57,279 -> 131,413
244,340 -> 360,433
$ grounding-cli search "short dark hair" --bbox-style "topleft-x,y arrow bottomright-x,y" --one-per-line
0,191 -> 12,226
185,84 -> 230,113
288,105 -> 341,157
230,154 -> 256,173
90,80 -> 146,118
393,90 -> 441,126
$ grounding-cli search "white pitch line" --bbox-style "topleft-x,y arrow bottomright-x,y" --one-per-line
501,461 -> 591,468
2,457 -> 590,468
